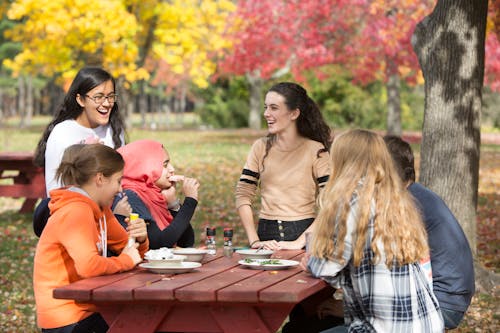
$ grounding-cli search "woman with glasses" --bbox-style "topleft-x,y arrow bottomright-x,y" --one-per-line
33,67 -> 129,237
34,67 -> 125,194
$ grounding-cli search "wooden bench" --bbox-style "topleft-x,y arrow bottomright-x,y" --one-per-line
0,152 -> 46,213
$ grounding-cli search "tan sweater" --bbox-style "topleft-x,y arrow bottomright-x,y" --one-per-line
236,137 -> 330,221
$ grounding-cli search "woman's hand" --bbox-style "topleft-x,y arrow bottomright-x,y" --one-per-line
182,177 -> 199,200
251,239 -> 281,250
126,216 -> 148,244
113,194 -> 132,216
299,253 -> 310,272
121,243 -> 142,266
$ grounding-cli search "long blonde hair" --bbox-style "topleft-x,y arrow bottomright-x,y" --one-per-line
310,129 -> 428,267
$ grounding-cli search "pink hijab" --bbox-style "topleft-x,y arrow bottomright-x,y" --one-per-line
118,140 -> 173,230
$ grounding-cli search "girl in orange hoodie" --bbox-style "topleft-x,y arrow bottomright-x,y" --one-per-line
33,144 -> 149,333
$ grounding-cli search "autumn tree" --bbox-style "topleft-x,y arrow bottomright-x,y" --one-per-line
412,0 -> 488,254
218,0 -> 361,129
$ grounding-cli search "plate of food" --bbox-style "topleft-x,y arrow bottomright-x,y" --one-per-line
238,258 -> 300,270
144,247 -> 186,266
139,261 -> 201,274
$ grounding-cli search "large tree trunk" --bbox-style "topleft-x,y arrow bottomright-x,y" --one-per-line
246,70 -> 262,130
412,0 -> 488,254
385,68 -> 402,136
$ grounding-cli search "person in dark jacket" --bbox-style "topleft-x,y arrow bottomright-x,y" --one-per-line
113,139 -> 199,249
384,135 -> 475,330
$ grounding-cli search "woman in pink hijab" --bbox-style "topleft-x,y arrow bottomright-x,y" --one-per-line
113,139 -> 200,249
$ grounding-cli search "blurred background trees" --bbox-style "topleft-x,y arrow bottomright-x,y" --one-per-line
0,0 -> 497,131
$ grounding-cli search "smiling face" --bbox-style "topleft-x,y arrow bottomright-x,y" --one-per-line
154,151 -> 176,190
263,91 -> 299,135
75,80 -> 115,128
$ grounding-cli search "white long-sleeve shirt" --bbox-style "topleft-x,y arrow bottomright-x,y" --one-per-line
44,119 -> 124,194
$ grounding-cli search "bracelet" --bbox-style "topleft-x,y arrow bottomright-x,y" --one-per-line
167,199 -> 181,211
249,240 -> 260,248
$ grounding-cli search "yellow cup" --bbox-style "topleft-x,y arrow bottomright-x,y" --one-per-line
128,213 -> 139,247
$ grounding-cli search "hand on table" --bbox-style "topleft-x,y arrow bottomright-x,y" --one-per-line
121,243 -> 142,266
251,239 -> 281,250
299,253 -> 310,272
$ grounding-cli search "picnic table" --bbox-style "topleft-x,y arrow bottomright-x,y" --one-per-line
0,152 -> 46,212
54,249 -> 333,333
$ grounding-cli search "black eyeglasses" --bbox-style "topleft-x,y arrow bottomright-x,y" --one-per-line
85,93 -> 118,104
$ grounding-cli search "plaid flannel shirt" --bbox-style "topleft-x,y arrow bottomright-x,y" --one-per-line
308,196 -> 444,333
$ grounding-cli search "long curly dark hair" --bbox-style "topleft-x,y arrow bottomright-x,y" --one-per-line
263,82 -> 333,164
33,67 -> 126,167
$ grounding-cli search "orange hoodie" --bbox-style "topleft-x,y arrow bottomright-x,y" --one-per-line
33,187 -> 149,329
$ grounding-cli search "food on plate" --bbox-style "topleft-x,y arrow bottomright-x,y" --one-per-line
145,247 -> 175,260
243,258 -> 282,265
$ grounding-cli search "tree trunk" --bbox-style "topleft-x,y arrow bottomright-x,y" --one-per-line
412,0 -> 488,253
18,76 -> 26,128
246,70 -> 262,130
138,80 -> 147,128
25,75 -> 33,127
385,59 -> 402,136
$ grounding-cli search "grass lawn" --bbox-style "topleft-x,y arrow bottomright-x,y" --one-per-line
0,124 -> 498,332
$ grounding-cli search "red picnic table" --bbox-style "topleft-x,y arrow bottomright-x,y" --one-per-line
0,152 -> 46,212
54,249 -> 333,333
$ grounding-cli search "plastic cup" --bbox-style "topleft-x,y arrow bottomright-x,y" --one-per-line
128,213 -> 139,247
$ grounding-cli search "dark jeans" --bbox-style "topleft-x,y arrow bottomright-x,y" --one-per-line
442,307 -> 465,329
41,312 -> 108,333
257,218 -> 313,242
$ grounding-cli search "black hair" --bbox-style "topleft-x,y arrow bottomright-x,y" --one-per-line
33,67 -> 126,167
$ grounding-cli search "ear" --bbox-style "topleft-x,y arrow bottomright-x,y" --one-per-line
95,172 -> 105,186
290,108 -> 300,121
76,94 -> 85,107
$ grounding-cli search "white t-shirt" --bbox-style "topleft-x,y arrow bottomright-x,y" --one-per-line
44,119 -> 125,195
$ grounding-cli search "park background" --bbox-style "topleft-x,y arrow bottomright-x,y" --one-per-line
0,1 -> 498,332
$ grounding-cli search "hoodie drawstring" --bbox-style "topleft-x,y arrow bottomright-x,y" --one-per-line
98,215 -> 107,257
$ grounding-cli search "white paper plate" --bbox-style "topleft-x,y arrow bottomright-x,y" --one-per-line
235,249 -> 274,259
139,261 -> 201,274
238,259 -> 300,270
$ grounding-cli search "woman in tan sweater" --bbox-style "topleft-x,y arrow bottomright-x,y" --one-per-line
235,82 -> 332,250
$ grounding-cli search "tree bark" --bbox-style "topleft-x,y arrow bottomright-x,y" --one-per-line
25,75 -> 33,127
385,60 -> 402,136
412,0 -> 488,253
18,76 -> 26,128
246,70 -> 262,130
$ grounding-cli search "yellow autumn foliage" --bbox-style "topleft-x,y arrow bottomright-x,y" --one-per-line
4,0 -> 235,89
5,0 -> 145,84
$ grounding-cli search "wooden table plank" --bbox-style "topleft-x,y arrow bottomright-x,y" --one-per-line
260,270 -> 330,303
134,256 -> 240,300
175,266 -> 261,302
53,271 -> 139,301
92,271 -> 164,301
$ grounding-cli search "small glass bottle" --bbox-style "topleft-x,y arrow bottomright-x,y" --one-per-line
223,228 -> 233,258
206,227 -> 217,255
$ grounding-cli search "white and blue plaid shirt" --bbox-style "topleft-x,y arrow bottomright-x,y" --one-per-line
308,196 -> 444,332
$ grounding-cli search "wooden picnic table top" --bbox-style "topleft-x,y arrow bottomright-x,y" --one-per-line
53,249 -> 332,333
